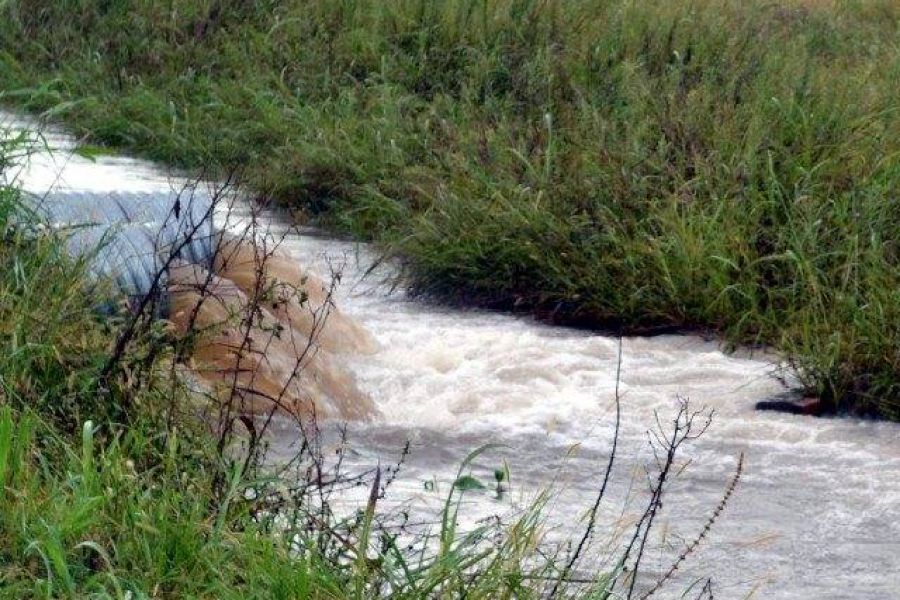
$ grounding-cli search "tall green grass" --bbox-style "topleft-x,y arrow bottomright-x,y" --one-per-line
2,0 -> 899,415
0,408 -> 341,598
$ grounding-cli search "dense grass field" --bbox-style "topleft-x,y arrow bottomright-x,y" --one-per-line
1,0 -> 899,417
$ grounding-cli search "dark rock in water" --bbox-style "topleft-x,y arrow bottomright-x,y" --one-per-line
756,396 -> 823,416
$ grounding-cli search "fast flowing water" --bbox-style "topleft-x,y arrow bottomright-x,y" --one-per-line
3,113 -> 899,599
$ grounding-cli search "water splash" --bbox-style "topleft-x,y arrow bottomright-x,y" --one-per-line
168,259 -> 377,420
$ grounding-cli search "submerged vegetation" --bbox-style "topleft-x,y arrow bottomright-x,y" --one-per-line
2,0 -> 900,416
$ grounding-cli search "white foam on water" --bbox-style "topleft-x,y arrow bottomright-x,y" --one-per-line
1,115 -> 177,193
4,111 -> 900,599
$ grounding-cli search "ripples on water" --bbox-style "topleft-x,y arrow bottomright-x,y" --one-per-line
4,112 -> 899,599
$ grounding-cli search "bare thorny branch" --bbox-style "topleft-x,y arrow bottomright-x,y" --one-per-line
600,399 -> 723,600
543,336 -> 743,600
639,454 -> 743,600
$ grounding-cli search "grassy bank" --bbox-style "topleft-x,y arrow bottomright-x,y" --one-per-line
2,0 -> 899,415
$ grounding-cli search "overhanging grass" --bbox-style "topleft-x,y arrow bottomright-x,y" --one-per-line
2,0 -> 899,415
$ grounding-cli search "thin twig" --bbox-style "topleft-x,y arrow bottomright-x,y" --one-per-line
551,337 -> 623,596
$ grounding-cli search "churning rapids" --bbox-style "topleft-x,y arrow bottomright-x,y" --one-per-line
3,113 -> 899,599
